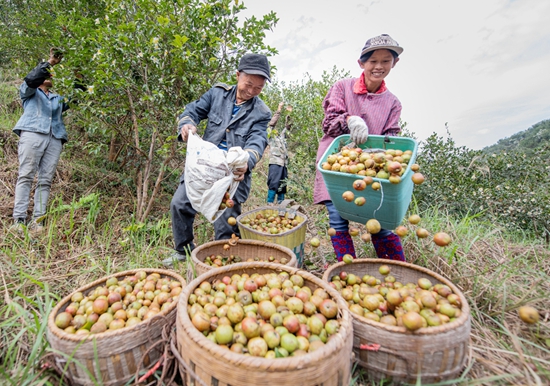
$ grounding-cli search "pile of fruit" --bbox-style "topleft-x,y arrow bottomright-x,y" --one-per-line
239,212 -> 302,235
328,265 -> 462,331
320,145 -> 424,186
218,190 -> 235,210
188,272 -> 341,357
53,271 -> 183,335
203,254 -> 290,267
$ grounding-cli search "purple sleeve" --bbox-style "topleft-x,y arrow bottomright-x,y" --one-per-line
321,81 -> 350,137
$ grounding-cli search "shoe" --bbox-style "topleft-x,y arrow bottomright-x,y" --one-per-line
162,251 -> 186,267
9,218 -> 26,234
28,220 -> 45,236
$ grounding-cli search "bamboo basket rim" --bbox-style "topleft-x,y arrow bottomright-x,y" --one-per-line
322,258 -> 470,336
191,239 -> 298,273
236,206 -> 308,238
178,261 -> 353,369
47,268 -> 186,343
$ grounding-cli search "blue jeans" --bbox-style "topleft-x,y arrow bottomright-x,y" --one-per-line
13,131 -> 62,221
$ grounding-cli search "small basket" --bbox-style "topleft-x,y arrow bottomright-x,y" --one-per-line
317,134 -> 419,230
176,262 -> 354,386
190,239 -> 297,277
236,200 -> 307,267
322,259 -> 470,385
46,268 -> 186,386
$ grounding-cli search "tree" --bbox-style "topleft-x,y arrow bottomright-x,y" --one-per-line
3,0 -> 278,222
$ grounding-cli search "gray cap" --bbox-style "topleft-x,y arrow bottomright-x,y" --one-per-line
238,54 -> 271,82
360,34 -> 403,58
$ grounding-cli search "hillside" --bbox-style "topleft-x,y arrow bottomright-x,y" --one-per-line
483,119 -> 550,154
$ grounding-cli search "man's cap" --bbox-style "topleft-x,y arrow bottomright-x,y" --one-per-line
238,54 -> 271,82
360,34 -> 403,58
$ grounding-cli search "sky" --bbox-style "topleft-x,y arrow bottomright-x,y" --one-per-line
240,0 -> 550,150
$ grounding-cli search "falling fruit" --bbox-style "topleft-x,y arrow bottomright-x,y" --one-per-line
342,254 -> 354,264
227,217 -> 237,226
353,179 -> 367,191
395,226 -> 408,237
411,173 -> 425,185
342,191 -> 355,202
349,227 -> 360,237
327,228 -> 336,237
433,232 -> 451,247
360,233 -> 372,243
366,219 -> 381,234
408,214 -> 421,225
354,197 -> 366,206
379,265 -> 390,275
416,228 -> 429,239
310,237 -> 320,248
518,306 -> 539,324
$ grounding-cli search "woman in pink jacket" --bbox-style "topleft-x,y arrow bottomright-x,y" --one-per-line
313,34 -> 405,262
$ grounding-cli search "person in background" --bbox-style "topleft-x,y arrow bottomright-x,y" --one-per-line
266,102 -> 292,204
313,34 -> 406,262
11,48 -> 82,233
166,53 -> 272,266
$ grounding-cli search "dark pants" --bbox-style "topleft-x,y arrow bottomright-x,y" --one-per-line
170,178 -> 242,254
267,164 -> 288,194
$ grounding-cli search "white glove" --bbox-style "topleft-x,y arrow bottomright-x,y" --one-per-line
348,116 -> 369,144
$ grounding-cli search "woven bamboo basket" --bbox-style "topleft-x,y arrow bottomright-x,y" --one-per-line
46,268 -> 186,386
322,259 -> 471,385
191,239 -> 297,278
176,262 -> 354,386
236,201 -> 307,267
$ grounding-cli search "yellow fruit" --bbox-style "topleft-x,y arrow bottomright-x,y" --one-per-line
227,217 -> 237,226
518,306 -> 539,324
366,219 -> 381,234
309,237 -> 320,248
342,254 -> 354,264
433,232 -> 451,246
408,214 -> 421,225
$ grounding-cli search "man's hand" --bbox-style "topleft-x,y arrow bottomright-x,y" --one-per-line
48,48 -> 63,66
232,164 -> 248,182
347,116 -> 369,144
180,124 -> 197,142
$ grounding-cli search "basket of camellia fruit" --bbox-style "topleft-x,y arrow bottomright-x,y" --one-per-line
323,259 -> 470,385
47,269 -> 185,386
191,235 -> 298,277
317,134 -> 423,230
176,262 -> 354,386
237,200 -> 308,267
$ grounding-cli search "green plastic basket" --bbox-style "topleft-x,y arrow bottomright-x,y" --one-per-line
317,134 -> 418,230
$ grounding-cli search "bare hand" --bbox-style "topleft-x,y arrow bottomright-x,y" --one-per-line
180,124 -> 197,141
233,164 -> 248,182
48,47 -> 63,65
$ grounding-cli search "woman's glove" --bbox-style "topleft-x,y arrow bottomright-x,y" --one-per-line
347,116 -> 369,144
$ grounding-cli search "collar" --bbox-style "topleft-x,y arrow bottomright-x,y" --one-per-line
353,73 -> 387,95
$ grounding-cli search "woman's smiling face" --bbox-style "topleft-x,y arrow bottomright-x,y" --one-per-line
359,49 -> 399,86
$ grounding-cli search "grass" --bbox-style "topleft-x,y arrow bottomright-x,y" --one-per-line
0,76 -> 548,385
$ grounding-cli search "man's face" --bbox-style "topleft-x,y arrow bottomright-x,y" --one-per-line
235,71 -> 266,103
359,49 -> 399,84
42,79 -> 53,89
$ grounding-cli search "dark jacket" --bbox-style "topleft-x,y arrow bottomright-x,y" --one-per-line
177,83 -> 271,203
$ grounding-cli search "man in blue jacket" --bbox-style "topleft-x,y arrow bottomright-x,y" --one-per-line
166,54 -> 272,266
12,48 -> 72,233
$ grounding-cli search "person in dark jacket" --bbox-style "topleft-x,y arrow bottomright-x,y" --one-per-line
11,48 -> 73,233
165,54 -> 272,266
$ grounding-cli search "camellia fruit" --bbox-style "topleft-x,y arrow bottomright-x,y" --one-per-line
227,217 -> 237,226
360,233 -> 372,243
411,172 -> 425,185
342,191 -> 355,202
349,227 -> 360,237
402,311 -> 424,331
366,219 -> 381,234
395,226 -> 408,237
518,306 -> 539,324
327,228 -> 336,237
416,228 -> 430,239
354,197 -> 366,206
353,179 -> 367,191
309,237 -> 320,248
378,265 -> 390,275
433,232 -> 451,247
408,214 -> 421,224
342,254 -> 354,264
